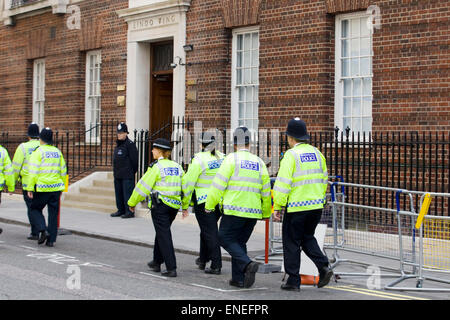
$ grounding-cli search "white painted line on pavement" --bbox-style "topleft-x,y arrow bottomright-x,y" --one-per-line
18,245 -> 37,251
139,271 -> 168,280
190,283 -> 268,292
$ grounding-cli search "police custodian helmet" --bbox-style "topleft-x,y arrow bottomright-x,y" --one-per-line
286,117 -> 310,141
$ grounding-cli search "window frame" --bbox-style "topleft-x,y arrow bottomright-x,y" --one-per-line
32,58 -> 45,128
335,11 -> 374,135
231,26 -> 260,135
85,50 -> 102,143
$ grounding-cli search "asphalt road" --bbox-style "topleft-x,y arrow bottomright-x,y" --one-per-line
0,222 -> 441,302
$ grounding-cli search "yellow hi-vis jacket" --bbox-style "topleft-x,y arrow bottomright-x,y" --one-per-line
0,145 -> 15,192
12,139 -> 40,190
182,150 -> 225,208
205,150 -> 272,219
273,143 -> 328,213
128,158 -> 185,210
24,144 -> 67,192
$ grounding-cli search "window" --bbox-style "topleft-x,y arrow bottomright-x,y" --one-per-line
85,50 -> 101,140
335,13 -> 373,134
231,27 -> 259,133
33,59 -> 45,128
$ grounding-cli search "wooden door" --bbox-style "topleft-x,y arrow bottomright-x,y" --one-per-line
150,42 -> 173,135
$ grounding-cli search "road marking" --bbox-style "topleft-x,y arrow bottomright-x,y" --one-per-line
328,285 -> 429,300
190,283 -> 268,292
18,245 -> 37,251
337,285 -> 429,300
139,271 -> 168,280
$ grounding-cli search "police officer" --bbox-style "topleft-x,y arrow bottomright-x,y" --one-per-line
128,138 -> 184,277
0,142 -> 15,235
111,122 -> 139,219
12,123 -> 41,240
182,133 -> 224,274
25,127 -> 67,247
205,127 -> 272,288
273,118 -> 333,291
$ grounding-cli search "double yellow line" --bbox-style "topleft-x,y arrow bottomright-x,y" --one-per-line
328,285 -> 429,300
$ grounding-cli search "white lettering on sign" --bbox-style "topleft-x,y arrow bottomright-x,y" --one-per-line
131,15 -> 177,31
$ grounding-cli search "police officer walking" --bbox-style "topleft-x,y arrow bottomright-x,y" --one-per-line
128,138 -> 184,277
111,122 -> 139,219
12,123 -> 41,240
0,141 -> 15,235
182,133 -> 224,274
273,118 -> 333,292
205,127 -> 272,288
25,127 -> 67,247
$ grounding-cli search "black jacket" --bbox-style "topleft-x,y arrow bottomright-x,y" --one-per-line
113,137 -> 138,179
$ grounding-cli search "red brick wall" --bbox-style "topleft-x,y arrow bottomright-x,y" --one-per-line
185,0 -> 450,135
0,0 -> 128,135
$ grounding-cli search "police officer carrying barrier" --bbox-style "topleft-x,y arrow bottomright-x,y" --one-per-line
0,141 -> 15,235
12,123 -> 41,240
205,126 -> 272,288
25,127 -> 67,247
182,133 -> 224,275
128,138 -> 185,277
273,118 -> 333,292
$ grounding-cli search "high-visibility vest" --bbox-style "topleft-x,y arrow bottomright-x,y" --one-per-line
182,150 -> 224,208
273,143 -> 328,213
205,150 -> 272,219
128,158 -> 184,210
12,139 -> 40,189
0,145 -> 15,192
25,144 -> 67,192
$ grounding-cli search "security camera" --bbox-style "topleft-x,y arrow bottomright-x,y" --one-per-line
170,62 -> 177,69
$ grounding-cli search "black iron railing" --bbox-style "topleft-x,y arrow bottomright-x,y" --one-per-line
134,119 -> 450,216
0,121 -> 117,184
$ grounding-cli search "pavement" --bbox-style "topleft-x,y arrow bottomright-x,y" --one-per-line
0,193 -> 267,261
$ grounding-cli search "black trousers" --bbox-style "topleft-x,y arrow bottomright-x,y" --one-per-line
23,190 -> 37,236
194,203 -> 222,269
114,178 -> 135,215
151,202 -> 178,271
282,208 -> 329,287
219,214 -> 257,283
30,191 -> 61,243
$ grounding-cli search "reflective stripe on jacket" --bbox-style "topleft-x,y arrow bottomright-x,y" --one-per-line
182,151 -> 224,208
128,158 -> 184,210
273,143 -> 328,213
0,145 -> 15,192
24,145 -> 67,192
12,139 -> 40,189
205,150 -> 271,219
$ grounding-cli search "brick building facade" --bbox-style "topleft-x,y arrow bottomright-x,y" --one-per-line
0,0 -> 448,135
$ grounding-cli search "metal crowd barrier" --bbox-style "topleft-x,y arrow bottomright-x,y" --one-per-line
385,191 -> 450,292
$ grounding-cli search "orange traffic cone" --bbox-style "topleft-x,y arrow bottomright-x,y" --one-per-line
300,274 -> 319,286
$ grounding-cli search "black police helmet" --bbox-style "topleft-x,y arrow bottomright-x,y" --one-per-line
39,127 -> 53,144
117,122 -> 129,134
201,132 -> 216,145
153,138 -> 172,151
286,117 -> 310,141
233,126 -> 251,145
27,122 -> 40,138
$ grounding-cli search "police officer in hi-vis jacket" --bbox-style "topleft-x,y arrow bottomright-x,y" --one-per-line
205,126 -> 272,288
273,118 -> 333,292
128,138 -> 185,278
25,127 -> 67,247
182,133 -> 225,275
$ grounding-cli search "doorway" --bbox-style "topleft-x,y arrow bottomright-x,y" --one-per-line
150,41 -> 174,135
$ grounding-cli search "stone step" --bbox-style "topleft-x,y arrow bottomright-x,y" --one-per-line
61,200 -> 116,214
63,193 -> 115,206
92,179 -> 115,188
79,186 -> 115,197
